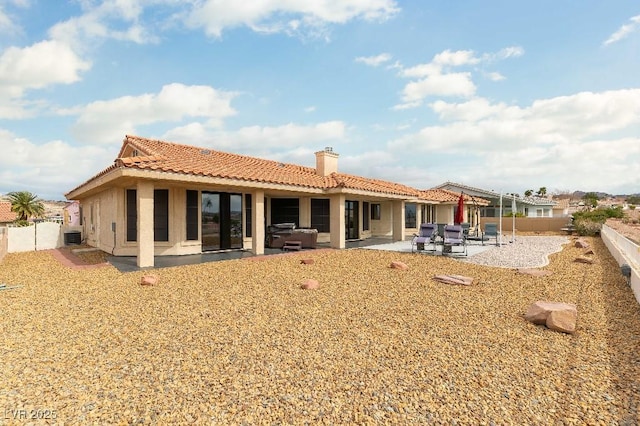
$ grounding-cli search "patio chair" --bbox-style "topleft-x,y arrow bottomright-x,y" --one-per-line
442,224 -> 467,256
411,223 -> 438,253
460,222 -> 470,238
482,223 -> 499,246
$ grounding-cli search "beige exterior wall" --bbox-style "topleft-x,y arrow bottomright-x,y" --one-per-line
370,201 -> 393,236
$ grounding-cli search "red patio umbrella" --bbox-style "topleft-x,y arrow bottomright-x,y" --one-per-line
455,193 -> 465,224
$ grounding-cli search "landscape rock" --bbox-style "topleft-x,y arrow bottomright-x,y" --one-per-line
575,240 -> 590,249
300,258 -> 315,265
432,274 -> 474,286
140,274 -> 159,286
525,301 -> 577,334
389,261 -> 409,270
300,279 -> 320,290
574,256 -> 596,264
547,309 -> 577,334
517,268 -> 552,277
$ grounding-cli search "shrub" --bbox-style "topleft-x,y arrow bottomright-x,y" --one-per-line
629,204 -> 636,210
12,220 -> 31,227
572,206 -> 624,223
574,219 -> 602,236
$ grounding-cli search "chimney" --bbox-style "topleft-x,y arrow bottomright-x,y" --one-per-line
315,147 -> 339,176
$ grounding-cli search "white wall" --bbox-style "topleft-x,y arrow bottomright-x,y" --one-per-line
7,222 -> 81,253
601,224 -> 640,305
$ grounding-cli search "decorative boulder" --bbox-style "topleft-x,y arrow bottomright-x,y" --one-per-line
390,261 -> 409,270
525,301 -> 577,334
574,256 -> 596,264
140,274 -> 159,286
300,279 -> 320,290
575,240 -> 590,249
517,268 -> 552,277
300,258 -> 315,265
432,274 -> 474,286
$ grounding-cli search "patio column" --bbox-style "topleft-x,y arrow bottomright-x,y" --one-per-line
137,181 -> 154,268
251,190 -> 265,255
392,200 -> 405,242
416,204 -> 423,227
299,197 -> 311,228
330,193 -> 345,249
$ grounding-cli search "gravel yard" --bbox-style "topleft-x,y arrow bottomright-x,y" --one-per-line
1,236 -> 639,424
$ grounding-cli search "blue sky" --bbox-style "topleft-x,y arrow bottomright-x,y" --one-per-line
0,0 -> 639,200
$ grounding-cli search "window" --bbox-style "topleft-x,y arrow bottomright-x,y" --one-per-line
536,208 -> 544,217
271,198 -> 299,226
186,190 -> 199,241
154,189 -> 169,242
405,203 -> 417,228
362,202 -> 370,231
371,203 -> 381,220
127,189 -> 169,242
126,189 -> 137,241
311,199 -> 330,232
245,194 -> 252,238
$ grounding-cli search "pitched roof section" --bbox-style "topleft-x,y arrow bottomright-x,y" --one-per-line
0,201 -> 16,222
69,135 -> 421,198
418,189 -> 490,205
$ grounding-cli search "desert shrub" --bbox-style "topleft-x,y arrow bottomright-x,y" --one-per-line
573,206 -> 624,223
629,204 -> 636,210
574,218 -> 602,236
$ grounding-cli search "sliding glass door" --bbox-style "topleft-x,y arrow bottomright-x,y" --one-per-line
202,192 -> 243,251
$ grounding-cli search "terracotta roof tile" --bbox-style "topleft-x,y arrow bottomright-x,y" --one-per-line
0,201 -> 16,222
67,135 -> 458,201
418,189 -> 490,205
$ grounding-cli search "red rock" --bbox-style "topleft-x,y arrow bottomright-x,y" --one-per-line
432,275 -> 474,285
546,309 -> 577,334
301,279 -> 320,290
525,301 -> 577,333
300,258 -> 315,265
574,256 -> 596,264
575,240 -> 590,249
140,274 -> 159,286
390,261 -> 409,270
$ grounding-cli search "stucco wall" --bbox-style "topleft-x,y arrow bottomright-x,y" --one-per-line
601,224 -> 640,305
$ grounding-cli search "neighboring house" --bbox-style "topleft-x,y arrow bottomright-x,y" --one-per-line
433,182 -> 557,218
551,198 -> 570,218
63,201 -> 81,226
0,201 -> 16,225
66,135 -> 475,268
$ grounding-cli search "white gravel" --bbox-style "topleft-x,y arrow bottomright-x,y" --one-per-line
464,236 -> 569,268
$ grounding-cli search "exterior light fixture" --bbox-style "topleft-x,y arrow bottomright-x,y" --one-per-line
620,264 -> 632,286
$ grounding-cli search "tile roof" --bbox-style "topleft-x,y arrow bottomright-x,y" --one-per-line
418,189 -> 490,205
69,135 -> 423,198
0,201 -> 16,222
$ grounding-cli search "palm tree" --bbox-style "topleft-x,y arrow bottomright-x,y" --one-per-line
536,187 -> 547,197
524,189 -> 533,197
7,191 -> 45,221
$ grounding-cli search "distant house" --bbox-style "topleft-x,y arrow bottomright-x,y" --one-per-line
66,135 -> 481,267
0,201 -> 16,225
433,182 -> 557,218
63,201 -> 81,226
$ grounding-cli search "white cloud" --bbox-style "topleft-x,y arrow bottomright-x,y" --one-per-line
164,120 -> 347,153
392,47 -> 520,110
393,72 -> 476,109
48,0 -> 158,47
69,83 -> 239,144
387,89 -> 640,192
304,106 -> 316,113
604,15 -> 640,45
185,0 -> 399,38
0,130 -> 114,200
355,53 -> 392,67
0,40 -> 91,118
